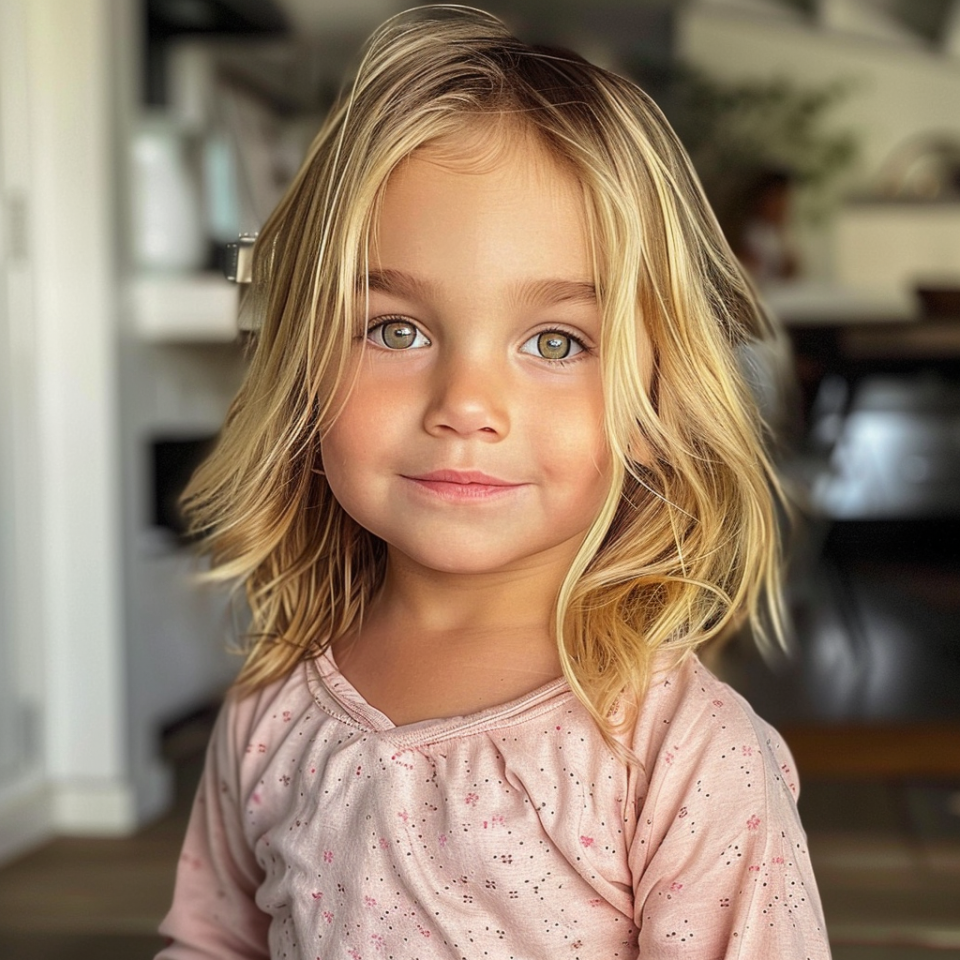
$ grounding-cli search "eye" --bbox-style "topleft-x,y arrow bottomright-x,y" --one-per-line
368,318 -> 431,350
520,330 -> 585,361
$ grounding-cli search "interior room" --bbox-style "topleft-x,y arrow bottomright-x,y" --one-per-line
0,0 -> 958,957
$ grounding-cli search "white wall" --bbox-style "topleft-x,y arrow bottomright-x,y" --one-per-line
835,204 -> 960,298
679,5 -> 960,185
0,0 -> 247,862
0,0 -> 49,864
678,4 -> 960,291
31,0 -> 132,832
0,0 -> 133,861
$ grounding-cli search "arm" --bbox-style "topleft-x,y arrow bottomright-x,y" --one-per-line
629,685 -> 830,959
156,696 -> 271,959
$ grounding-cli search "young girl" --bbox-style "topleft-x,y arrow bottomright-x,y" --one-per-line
158,7 -> 830,958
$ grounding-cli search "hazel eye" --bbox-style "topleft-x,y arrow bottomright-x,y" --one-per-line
368,319 -> 431,350
521,330 -> 585,361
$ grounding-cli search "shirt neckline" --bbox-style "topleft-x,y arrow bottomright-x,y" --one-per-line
306,646 -> 575,746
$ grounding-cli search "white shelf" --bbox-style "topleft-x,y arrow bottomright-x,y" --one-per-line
129,272 -> 239,342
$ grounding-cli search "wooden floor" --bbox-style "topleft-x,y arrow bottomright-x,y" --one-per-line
0,830 -> 174,958
804,779 -> 960,955
0,762 -> 198,959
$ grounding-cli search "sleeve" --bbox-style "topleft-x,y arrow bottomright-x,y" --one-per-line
155,695 -> 271,959
629,690 -> 831,959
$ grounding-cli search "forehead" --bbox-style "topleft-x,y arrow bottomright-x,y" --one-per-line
368,124 -> 593,289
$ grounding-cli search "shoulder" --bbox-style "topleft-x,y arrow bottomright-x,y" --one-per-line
630,653 -> 799,798
624,654 -> 803,858
209,661 -> 318,791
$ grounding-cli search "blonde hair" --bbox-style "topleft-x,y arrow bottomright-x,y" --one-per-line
183,5 -> 784,739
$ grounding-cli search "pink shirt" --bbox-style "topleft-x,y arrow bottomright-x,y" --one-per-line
157,651 -> 830,959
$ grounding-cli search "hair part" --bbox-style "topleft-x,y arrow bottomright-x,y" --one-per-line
182,5 -> 785,748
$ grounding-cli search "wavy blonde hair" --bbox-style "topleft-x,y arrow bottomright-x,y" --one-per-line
183,5 -> 784,737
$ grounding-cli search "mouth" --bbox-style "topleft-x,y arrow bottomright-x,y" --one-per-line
402,469 -> 524,502
408,469 -> 513,485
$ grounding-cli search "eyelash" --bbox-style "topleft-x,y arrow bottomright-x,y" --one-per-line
365,316 -> 592,364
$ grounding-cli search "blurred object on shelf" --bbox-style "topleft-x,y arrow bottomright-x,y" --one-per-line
915,283 -> 960,318
873,133 -> 960,202
131,115 -> 207,271
135,37 -> 334,282
810,375 -> 960,521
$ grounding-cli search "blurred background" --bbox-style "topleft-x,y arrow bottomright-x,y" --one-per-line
1,0 -> 959,957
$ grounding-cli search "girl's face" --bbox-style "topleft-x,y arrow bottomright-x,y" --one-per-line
322,128 -> 611,579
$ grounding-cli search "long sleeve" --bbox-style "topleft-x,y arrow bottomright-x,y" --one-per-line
629,663 -> 831,958
156,695 -> 271,959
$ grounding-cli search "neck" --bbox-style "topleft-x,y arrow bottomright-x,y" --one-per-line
330,543 -> 583,723
339,541 -> 583,675
387,555 -> 559,631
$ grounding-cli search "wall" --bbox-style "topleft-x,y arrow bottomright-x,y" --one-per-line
679,5 -> 960,183
835,203 -> 960,298
0,0 -> 49,863
0,0 -> 131,861
0,0 -> 245,862
678,3 -> 960,289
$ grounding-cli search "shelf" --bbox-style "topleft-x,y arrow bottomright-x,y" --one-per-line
129,273 -> 239,342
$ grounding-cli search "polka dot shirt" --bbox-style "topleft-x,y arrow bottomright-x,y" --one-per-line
157,651 -> 830,959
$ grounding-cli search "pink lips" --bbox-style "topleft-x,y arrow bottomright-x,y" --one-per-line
404,469 -> 523,502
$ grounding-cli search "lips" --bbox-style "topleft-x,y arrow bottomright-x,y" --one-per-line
407,469 -> 514,486
402,469 -> 524,502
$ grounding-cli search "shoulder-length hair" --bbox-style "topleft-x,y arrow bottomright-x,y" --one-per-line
183,5 -> 783,739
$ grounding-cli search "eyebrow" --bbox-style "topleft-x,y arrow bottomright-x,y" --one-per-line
362,269 -> 597,306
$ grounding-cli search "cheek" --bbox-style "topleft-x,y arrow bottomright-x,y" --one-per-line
320,363 -> 414,513
320,407 -> 390,540
320,389 -> 374,497
539,387 -> 610,494
323,362 -> 390,453
317,420 -> 354,519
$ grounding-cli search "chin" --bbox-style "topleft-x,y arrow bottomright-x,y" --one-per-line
386,531 -> 581,579
400,548 -> 521,576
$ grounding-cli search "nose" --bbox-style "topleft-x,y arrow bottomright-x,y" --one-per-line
423,348 -> 510,440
